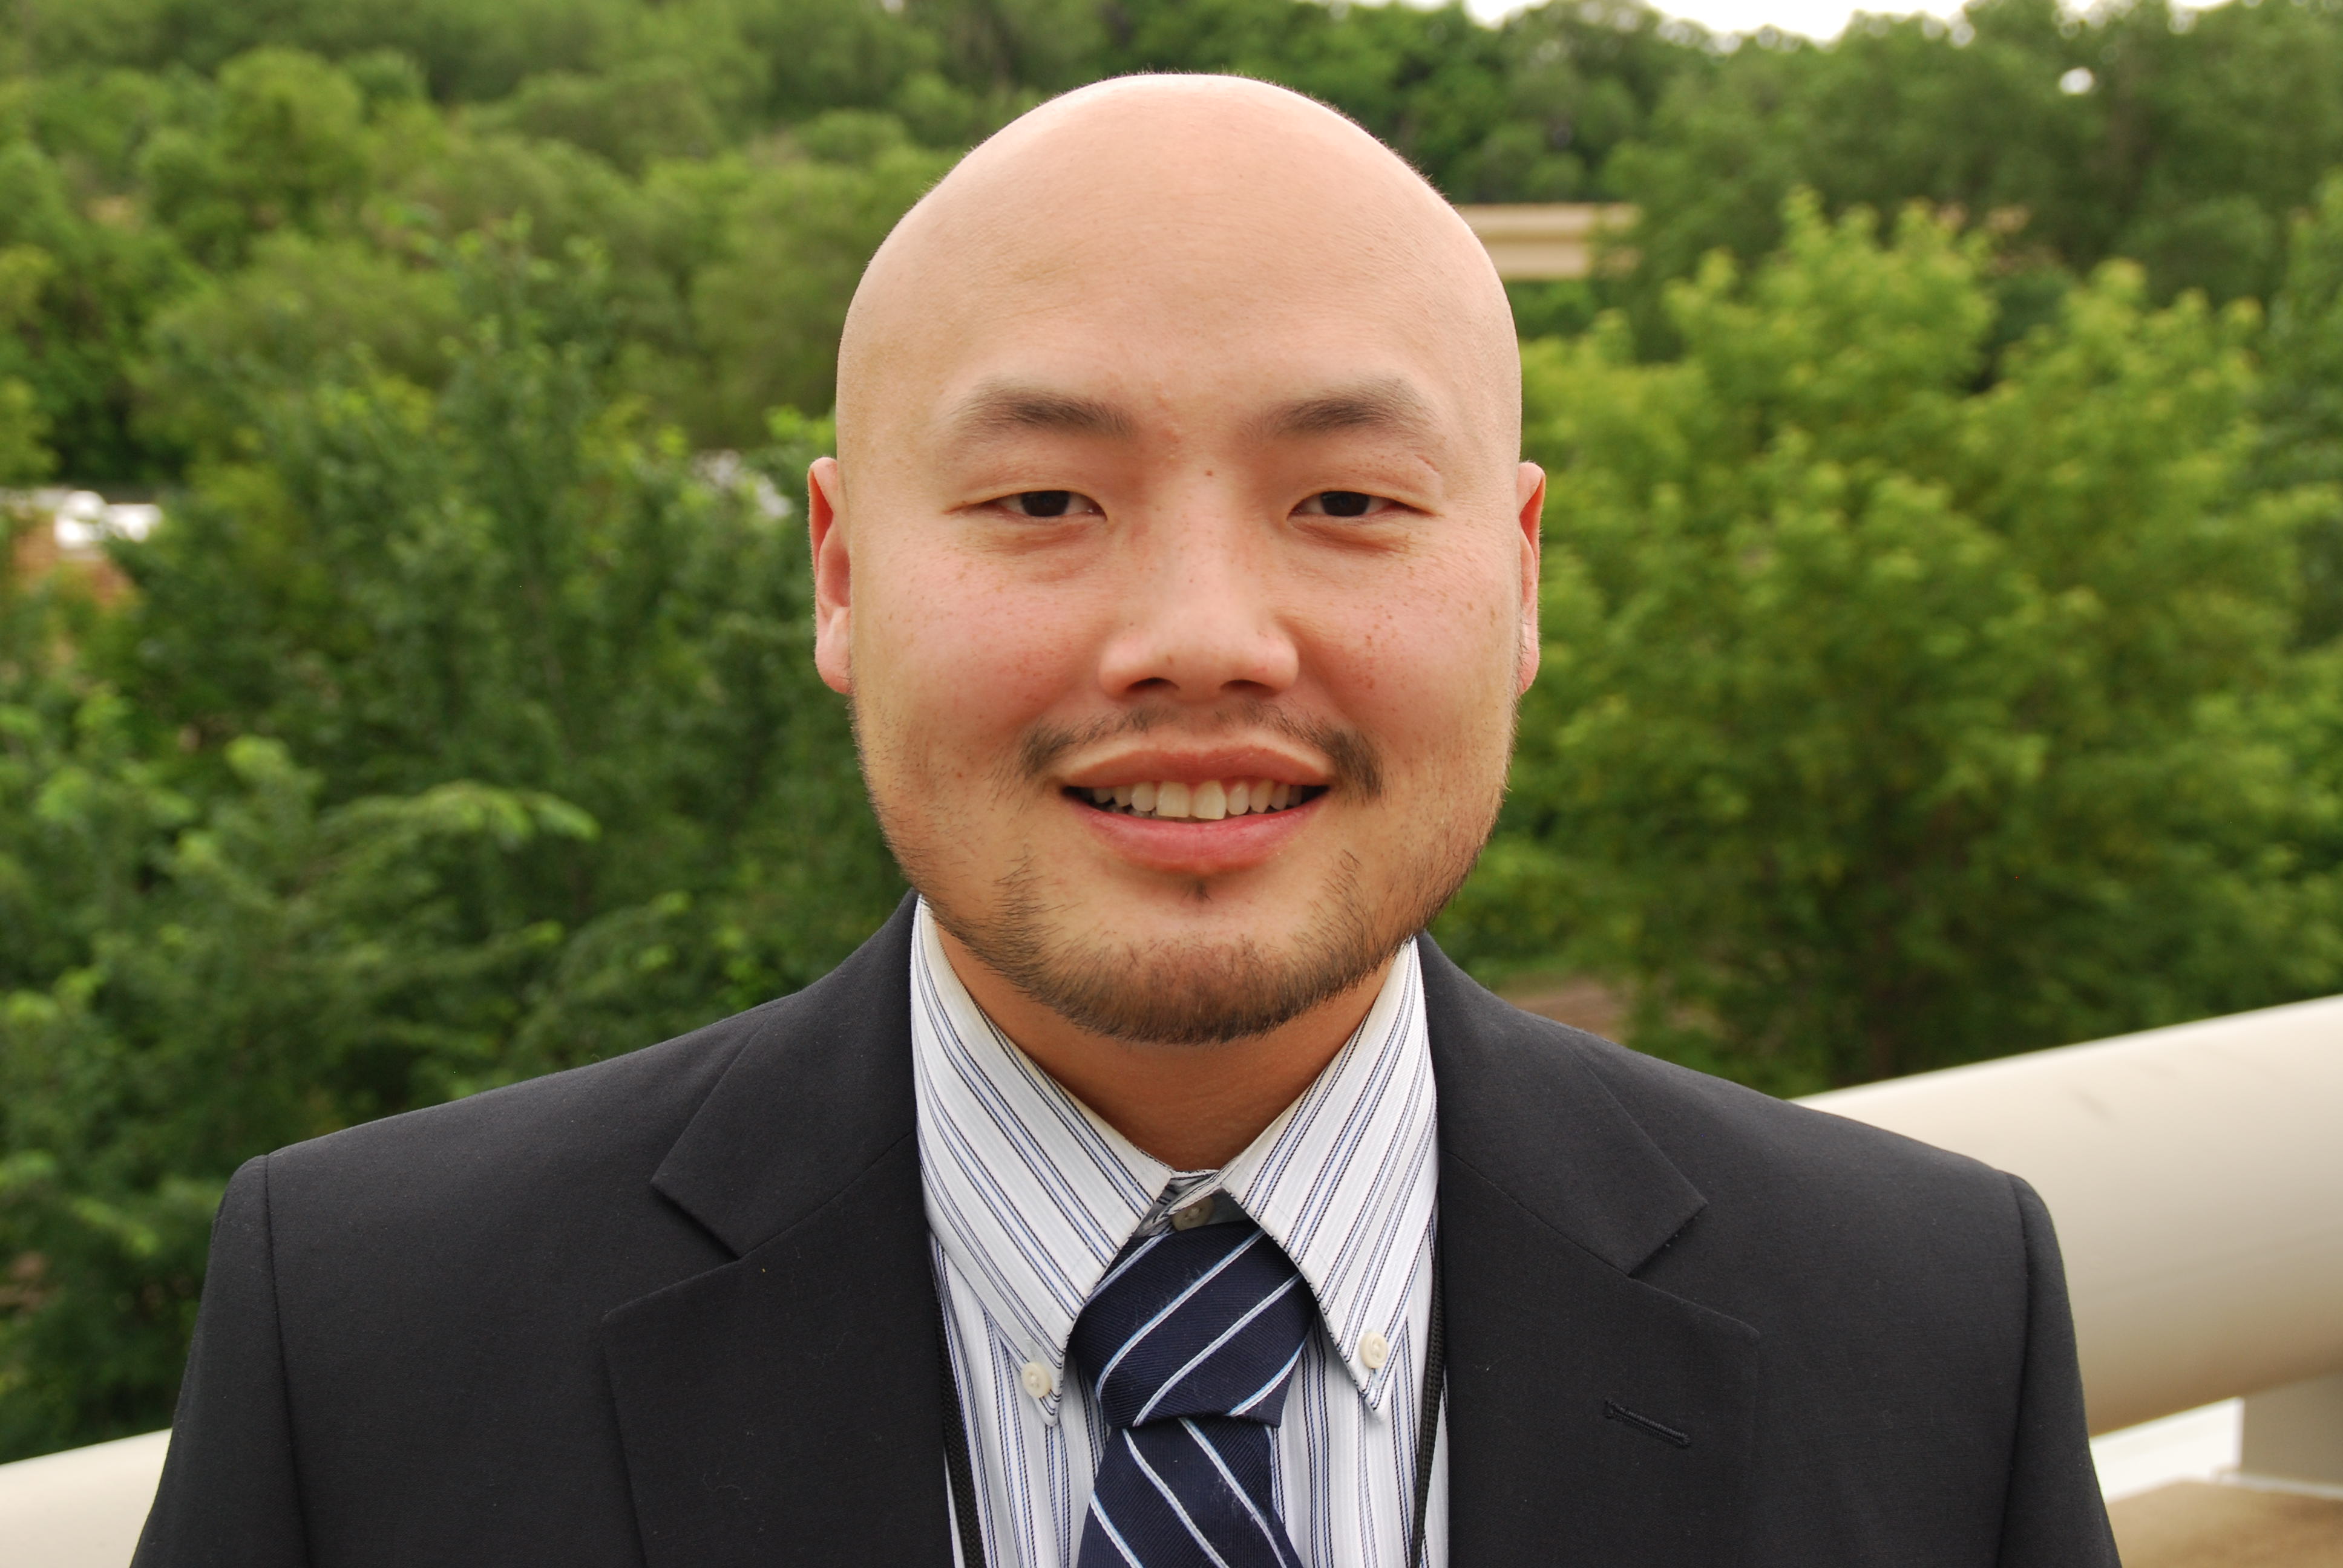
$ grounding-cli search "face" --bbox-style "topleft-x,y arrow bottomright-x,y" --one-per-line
814,155 -> 1542,1045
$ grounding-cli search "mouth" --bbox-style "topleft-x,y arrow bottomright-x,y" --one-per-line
1066,779 -> 1329,822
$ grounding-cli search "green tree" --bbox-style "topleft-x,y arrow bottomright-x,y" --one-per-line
1611,0 -> 2343,353
3,245 -> 900,1459
1442,195 -> 2340,1090
141,48 -> 371,267
2261,172 -> 2343,647
369,124 -> 736,423
0,719 -> 589,1457
1097,0 -> 1689,201
1,66 -> 201,194
734,0 -> 941,122
2,0 -> 630,100
104,243 -> 896,960
687,121 -> 956,439
0,238 -> 59,480
0,136 -> 187,481
0,381 -> 51,483
134,234 -> 462,462
907,0 -> 1107,91
483,61 -> 729,175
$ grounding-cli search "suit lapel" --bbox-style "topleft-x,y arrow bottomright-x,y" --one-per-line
601,897 -> 957,1567
1421,939 -> 1761,1568
594,907 -> 1760,1567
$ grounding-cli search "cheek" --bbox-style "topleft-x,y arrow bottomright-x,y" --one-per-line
1310,547 -> 1523,763
853,543 -> 1102,779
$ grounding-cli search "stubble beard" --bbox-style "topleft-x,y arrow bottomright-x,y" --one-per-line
867,703 -> 1506,1047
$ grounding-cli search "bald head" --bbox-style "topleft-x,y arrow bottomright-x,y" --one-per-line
836,74 -> 1519,471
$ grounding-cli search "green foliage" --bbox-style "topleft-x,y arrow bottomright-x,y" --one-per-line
908,0 -> 1108,92
1,244 -> 898,1459
0,132 -> 187,482
1098,0 -> 1686,201
0,381 -> 54,485
7,0 -> 2343,481
481,61 -> 729,174
686,125 -> 958,440
135,234 -> 463,460
4,0 -> 631,99
0,716 -> 586,1455
142,48 -> 372,267
2261,172 -> 2343,647
1610,0 -> 2343,350
1440,196 -> 2341,1091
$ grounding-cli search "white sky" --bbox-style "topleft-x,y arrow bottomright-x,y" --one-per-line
1465,0 -> 1965,43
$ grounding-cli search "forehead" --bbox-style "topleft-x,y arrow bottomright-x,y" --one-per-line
836,92 -> 1519,475
876,235 -> 1493,470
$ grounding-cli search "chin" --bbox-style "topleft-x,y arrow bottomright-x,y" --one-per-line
994,933 -> 1394,1046
932,851 -> 1414,1047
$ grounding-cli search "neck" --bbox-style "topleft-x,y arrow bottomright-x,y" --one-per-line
935,927 -> 1394,1171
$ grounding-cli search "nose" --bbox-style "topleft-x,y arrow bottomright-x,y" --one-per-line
1095,501 -> 1301,704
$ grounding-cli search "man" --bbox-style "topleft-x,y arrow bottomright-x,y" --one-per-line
136,77 -> 2119,1567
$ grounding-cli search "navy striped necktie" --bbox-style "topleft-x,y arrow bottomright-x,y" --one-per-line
1069,1212 -> 1315,1568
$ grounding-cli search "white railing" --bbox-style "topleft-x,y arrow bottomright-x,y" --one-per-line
0,1431 -> 170,1567
5,993 -> 2340,1558
1803,993 -> 2343,1480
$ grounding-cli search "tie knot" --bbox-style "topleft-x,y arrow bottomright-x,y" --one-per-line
1070,1219 -> 1316,1432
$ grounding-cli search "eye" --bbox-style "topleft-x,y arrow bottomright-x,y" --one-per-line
996,490 -> 1102,518
1296,491 -> 1394,518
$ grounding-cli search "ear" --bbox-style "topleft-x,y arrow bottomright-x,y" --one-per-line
809,456 -> 854,696
1514,461 -> 1545,694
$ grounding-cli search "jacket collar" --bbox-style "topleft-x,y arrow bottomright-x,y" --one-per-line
604,896 -> 958,1567
649,895 -> 923,1258
644,907 -> 1708,1278
604,910 -> 1759,1568
1417,935 -> 1704,1273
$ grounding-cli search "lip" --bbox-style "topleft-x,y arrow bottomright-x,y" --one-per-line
1070,789 -> 1324,877
1059,745 -> 1331,791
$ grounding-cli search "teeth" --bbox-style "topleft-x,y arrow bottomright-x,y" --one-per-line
1078,778 -> 1316,820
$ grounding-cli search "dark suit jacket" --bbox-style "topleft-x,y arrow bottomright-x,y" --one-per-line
136,898 -> 2118,1566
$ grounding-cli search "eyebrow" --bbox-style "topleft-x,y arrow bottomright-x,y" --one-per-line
1248,379 -> 1438,443
939,376 -> 1439,449
946,385 -> 1136,442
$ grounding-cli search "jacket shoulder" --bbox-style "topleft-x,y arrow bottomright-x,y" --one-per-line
264,993 -> 785,1218
1559,1016 -> 2011,1202
1522,1012 -> 2031,1318
1418,941 -> 2028,1290
255,898 -> 921,1295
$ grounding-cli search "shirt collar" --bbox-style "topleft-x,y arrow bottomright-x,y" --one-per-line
909,898 -> 1438,1417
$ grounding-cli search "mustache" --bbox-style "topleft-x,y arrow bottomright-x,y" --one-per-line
1014,701 -> 1386,801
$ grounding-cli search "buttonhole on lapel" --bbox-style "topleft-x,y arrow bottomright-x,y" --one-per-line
1603,1399 -> 1691,1449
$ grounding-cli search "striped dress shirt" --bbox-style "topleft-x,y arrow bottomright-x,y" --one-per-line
911,900 -> 1446,1568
